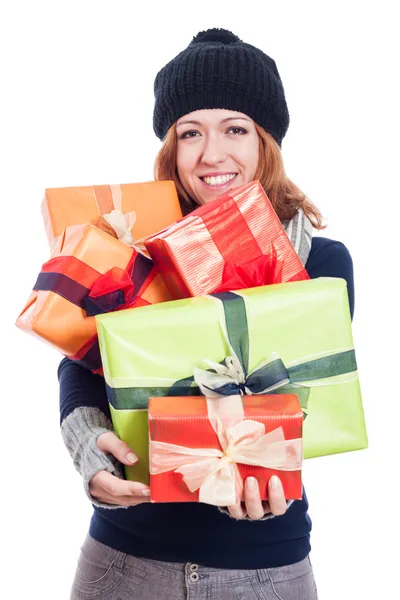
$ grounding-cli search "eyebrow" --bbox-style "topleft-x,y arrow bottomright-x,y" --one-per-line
176,117 -> 251,127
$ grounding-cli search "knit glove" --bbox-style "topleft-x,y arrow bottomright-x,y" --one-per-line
61,406 -> 126,509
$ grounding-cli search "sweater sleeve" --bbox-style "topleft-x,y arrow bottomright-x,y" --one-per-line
58,358 -> 126,509
305,239 -> 355,319
58,357 -> 111,423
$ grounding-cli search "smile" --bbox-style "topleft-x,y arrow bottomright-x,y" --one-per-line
200,173 -> 237,186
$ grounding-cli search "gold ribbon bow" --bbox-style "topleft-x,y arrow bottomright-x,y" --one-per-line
150,395 -> 302,506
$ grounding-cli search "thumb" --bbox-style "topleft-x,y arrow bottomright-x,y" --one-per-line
97,431 -> 138,465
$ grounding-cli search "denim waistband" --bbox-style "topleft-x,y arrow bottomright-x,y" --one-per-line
121,549 -> 311,584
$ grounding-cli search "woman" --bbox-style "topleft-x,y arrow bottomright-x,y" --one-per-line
60,28 -> 354,599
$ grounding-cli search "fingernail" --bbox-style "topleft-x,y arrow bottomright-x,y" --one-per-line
270,476 -> 280,490
140,489 -> 151,496
127,452 -> 137,464
246,477 -> 258,490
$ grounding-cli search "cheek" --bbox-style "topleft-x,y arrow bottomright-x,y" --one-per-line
238,140 -> 259,178
250,147 -> 260,177
177,146 -> 196,185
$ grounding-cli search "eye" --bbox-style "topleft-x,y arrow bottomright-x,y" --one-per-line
228,127 -> 247,135
179,130 -> 200,139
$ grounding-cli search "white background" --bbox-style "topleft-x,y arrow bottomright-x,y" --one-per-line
1,1 -> 399,598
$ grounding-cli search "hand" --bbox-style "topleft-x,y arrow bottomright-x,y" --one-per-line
89,431 -> 150,506
227,476 -> 287,520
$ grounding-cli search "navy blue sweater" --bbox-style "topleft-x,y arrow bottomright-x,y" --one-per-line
58,237 -> 354,569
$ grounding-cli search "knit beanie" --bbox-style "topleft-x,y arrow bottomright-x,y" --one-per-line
153,28 -> 290,146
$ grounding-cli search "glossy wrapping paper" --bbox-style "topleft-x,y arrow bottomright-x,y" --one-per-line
144,180 -> 309,299
42,180 -> 182,248
16,223 -> 171,373
149,394 -> 303,505
96,278 -> 368,485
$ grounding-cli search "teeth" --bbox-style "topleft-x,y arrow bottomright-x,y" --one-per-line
202,174 -> 236,186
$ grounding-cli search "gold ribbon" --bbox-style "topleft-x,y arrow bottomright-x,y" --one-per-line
94,209 -> 149,255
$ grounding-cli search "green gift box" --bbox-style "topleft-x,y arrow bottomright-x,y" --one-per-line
96,277 -> 368,484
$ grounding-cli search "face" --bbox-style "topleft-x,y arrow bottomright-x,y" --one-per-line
176,109 -> 259,206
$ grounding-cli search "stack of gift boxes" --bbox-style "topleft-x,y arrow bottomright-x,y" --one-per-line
17,181 -> 181,373
16,179 -> 368,507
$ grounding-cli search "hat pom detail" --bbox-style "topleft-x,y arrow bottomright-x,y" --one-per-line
191,28 -> 241,45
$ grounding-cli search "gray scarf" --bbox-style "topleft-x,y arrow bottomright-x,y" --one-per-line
282,209 -> 314,267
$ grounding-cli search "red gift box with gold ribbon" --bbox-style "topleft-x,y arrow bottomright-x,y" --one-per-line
144,180 -> 309,299
149,394 -> 303,505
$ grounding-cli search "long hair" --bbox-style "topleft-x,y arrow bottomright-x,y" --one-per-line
154,122 -> 325,228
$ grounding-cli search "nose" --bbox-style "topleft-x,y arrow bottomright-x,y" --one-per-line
200,134 -> 227,166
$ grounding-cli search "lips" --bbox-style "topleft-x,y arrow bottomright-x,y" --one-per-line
199,173 -> 238,186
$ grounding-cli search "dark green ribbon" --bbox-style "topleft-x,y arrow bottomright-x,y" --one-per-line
106,291 -> 357,412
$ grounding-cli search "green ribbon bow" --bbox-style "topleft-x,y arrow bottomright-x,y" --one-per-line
106,291 -> 358,414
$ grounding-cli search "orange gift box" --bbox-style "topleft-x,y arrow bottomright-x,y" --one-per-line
149,394 -> 303,505
42,180 -> 182,248
16,223 -> 171,373
144,180 -> 309,300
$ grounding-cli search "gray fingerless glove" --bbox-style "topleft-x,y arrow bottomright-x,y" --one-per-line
61,406 -> 126,509
218,500 -> 294,520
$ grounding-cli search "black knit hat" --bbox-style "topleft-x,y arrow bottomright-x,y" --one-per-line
153,28 -> 290,146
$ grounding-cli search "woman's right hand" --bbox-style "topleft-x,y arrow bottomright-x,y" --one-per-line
89,431 -> 151,506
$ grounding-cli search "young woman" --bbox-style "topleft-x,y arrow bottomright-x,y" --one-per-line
61,28 -> 354,600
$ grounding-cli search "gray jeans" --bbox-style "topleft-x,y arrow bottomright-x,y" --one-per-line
71,535 -> 318,600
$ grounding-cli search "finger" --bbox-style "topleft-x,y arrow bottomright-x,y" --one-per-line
262,501 -> 272,515
227,502 -> 247,520
244,477 -> 265,520
118,496 -> 151,506
90,470 -> 150,498
99,494 -> 151,506
90,491 -> 151,506
97,431 -> 138,465
268,476 -> 287,516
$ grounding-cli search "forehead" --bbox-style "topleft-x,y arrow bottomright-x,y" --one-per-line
176,109 -> 251,126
